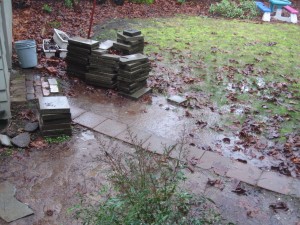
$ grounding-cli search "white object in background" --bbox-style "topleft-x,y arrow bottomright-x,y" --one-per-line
53,28 -> 70,49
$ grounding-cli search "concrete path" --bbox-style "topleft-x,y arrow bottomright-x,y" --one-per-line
70,105 -> 300,198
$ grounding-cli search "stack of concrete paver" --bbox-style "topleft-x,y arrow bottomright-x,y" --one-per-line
86,51 -> 120,88
118,53 -> 151,98
113,30 -> 144,55
38,96 -> 72,137
66,37 -> 99,80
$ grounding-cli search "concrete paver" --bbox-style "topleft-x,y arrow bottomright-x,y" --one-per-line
0,181 -> 33,222
257,171 -> 293,195
226,161 -> 263,185
197,151 -> 232,176
143,134 -> 177,155
70,106 -> 86,119
116,126 -> 152,144
94,119 -> 127,137
74,112 -> 107,129
290,179 -> 300,198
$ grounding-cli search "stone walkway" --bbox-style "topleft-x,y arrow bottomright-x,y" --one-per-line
70,105 -> 300,198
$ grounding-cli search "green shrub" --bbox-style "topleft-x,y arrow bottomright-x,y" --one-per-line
45,135 -> 70,144
209,0 -> 259,19
128,0 -> 154,4
42,4 -> 52,13
64,0 -> 73,8
70,136 -> 220,224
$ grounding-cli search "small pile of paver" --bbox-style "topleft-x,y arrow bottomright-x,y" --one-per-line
66,37 -> 99,80
113,30 -> 144,55
86,51 -> 120,88
38,96 -> 72,137
118,53 -> 151,97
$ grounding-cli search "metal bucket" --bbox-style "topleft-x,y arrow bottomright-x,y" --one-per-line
15,39 -> 38,68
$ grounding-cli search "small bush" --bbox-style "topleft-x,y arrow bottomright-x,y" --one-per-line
64,0 -> 73,8
70,134 -> 220,224
45,135 -> 70,144
42,4 -> 52,13
209,0 -> 259,19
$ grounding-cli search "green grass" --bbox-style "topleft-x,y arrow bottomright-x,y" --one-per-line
141,16 -> 300,136
45,135 -> 71,144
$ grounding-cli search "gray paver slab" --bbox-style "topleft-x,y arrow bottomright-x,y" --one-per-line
42,82 -> 49,88
290,179 -> 300,198
167,95 -> 187,105
74,112 -> 107,129
38,96 -> 70,114
27,94 -> 35,100
0,181 -> 33,222
119,87 -> 152,100
257,171 -> 293,195
48,78 -> 58,85
70,106 -> 86,119
226,161 -> 262,185
183,145 -> 206,162
116,127 -> 152,145
143,135 -> 177,155
197,151 -> 232,176
119,53 -> 148,64
94,119 -> 127,137
26,86 -> 34,94
99,40 -> 115,50
42,88 -> 50,96
50,85 -> 59,93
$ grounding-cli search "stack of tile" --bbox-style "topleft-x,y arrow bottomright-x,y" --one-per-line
86,51 -> 120,88
66,37 -> 99,80
38,96 -> 72,137
114,30 -> 144,55
118,53 -> 151,97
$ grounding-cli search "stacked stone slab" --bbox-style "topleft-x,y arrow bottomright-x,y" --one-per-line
114,30 -> 144,55
66,37 -> 99,80
118,53 -> 150,95
86,51 -> 120,88
38,96 -> 72,137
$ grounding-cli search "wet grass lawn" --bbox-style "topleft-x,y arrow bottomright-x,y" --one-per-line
96,16 -> 300,139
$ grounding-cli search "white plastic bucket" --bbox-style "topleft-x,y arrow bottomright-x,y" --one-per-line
15,40 -> 38,68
